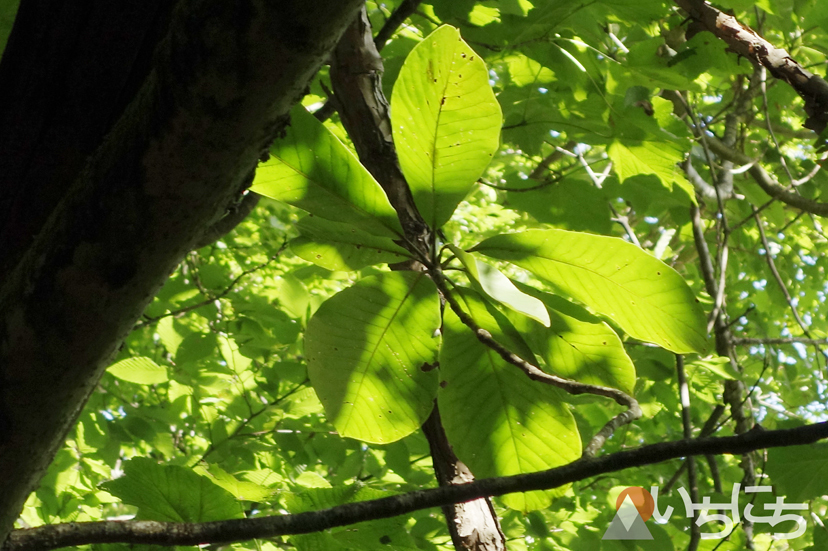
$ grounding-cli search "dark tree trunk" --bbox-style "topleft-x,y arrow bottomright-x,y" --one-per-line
0,0 -> 363,541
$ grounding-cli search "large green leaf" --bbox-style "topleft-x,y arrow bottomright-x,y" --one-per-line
306,272 -> 440,444
509,284 -> 636,395
102,458 -> 243,522
472,230 -> 708,354
251,105 -> 402,238
438,289 -> 581,511
449,244 -> 550,327
391,25 -> 502,229
291,215 -> 411,271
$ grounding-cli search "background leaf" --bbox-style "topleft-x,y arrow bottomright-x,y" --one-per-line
391,25 -> 502,229
472,229 -> 709,354
608,139 -> 693,198
107,357 -> 168,385
305,272 -> 441,444
102,458 -> 243,522
193,464 -> 274,502
766,442 -> 828,502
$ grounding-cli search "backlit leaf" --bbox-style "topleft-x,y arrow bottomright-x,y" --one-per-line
306,272 -> 440,444
102,458 -> 243,522
510,285 -> 636,395
449,244 -> 550,326
438,289 -> 581,510
472,230 -> 708,354
107,357 -> 168,385
252,105 -> 402,238
608,139 -> 693,198
291,215 -> 410,271
391,25 -> 501,229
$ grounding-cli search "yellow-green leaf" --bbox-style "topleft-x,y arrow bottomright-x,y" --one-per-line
306,272 -> 441,444
391,25 -> 501,229
472,230 -> 709,354
108,357 -> 168,385
252,105 -> 402,238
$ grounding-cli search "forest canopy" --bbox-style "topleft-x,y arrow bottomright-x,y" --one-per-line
2,1 -> 828,550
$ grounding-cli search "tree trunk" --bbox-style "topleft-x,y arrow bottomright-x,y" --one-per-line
0,0 -> 363,541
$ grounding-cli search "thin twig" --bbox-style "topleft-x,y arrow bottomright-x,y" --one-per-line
199,380 -> 308,462
373,0 -> 422,49
733,337 -> 828,346
752,208 -> 826,359
315,0 -> 423,122
134,244 -> 287,330
527,141 -> 577,180
676,355 -> 701,551
608,203 -> 641,247
729,198 -> 775,233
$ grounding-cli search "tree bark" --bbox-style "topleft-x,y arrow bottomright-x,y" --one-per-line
0,0 -> 362,542
423,408 -> 506,551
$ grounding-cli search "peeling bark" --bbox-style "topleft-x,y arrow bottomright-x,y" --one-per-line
329,7 -> 429,250
423,408 -> 506,551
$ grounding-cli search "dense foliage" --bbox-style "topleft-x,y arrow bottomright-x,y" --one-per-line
7,0 -> 828,549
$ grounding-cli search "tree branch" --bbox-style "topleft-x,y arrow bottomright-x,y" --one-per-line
373,0 -> 423,50
0,0 -> 364,540
8,421 -> 828,551
315,0 -> 424,123
706,137 -> 828,217
733,337 -> 828,346
673,0 -> 828,133
329,5 -> 429,250
422,405 -> 505,551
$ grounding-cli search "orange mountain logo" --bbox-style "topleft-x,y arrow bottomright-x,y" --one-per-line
602,487 -> 654,540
